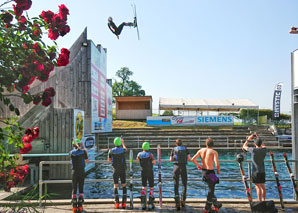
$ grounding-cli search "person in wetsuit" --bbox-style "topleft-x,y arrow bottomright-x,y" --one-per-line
70,138 -> 88,212
108,137 -> 127,209
136,142 -> 156,210
192,137 -> 222,213
169,139 -> 191,210
107,16 -> 136,39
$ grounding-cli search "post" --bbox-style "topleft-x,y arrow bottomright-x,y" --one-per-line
138,136 -> 140,149
39,161 -> 43,206
278,136 -> 280,148
227,137 -> 229,148
248,162 -> 253,198
108,137 -> 110,149
198,137 -> 201,148
168,137 -> 170,148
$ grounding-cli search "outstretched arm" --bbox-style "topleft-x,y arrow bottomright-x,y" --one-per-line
191,150 -> 202,170
242,134 -> 254,151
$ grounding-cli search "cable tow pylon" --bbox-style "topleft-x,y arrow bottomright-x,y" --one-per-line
129,149 -> 134,209
283,152 -> 298,197
157,144 -> 162,208
269,151 -> 284,210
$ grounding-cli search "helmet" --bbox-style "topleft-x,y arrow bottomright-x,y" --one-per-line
72,138 -> 81,145
108,16 -> 113,22
142,142 -> 150,151
114,137 -> 122,146
236,153 -> 244,163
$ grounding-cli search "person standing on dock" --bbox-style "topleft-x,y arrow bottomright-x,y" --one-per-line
242,133 -> 267,202
170,139 -> 191,210
108,137 -> 127,209
192,137 -> 222,213
70,138 -> 89,212
136,142 -> 156,210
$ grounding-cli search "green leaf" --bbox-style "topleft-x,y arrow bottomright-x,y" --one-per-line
9,104 -> 14,112
4,161 -> 9,167
3,98 -> 10,105
22,94 -> 33,104
14,108 -> 20,116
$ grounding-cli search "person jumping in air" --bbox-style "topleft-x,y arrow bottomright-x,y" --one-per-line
289,26 -> 298,34
169,139 -> 191,210
136,142 -> 156,210
192,138 -> 222,213
70,139 -> 88,213
108,16 -> 137,39
108,137 -> 127,209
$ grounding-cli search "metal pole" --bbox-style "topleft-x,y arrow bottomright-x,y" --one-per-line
248,162 -> 253,198
168,137 -> 170,148
227,137 -> 229,148
138,136 -> 140,149
39,161 -> 43,206
108,137 -> 110,149
199,137 -> 201,148
278,136 -> 280,148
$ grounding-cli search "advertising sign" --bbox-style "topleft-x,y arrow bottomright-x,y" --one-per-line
273,82 -> 283,119
80,135 -> 96,172
147,116 -> 234,126
90,42 -> 112,133
73,109 -> 84,140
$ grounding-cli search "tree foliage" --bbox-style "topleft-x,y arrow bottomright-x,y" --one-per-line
112,67 -> 145,97
162,110 -> 174,116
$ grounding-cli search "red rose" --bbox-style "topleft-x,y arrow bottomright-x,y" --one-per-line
61,48 -> 70,56
59,4 -> 69,20
48,28 -> 59,40
40,10 -> 54,23
42,97 -> 52,106
52,14 -> 65,27
33,29 -> 41,37
13,4 -> 23,17
19,15 -> 26,24
44,87 -> 56,97
22,42 -> 28,49
22,85 -> 29,93
22,134 -> 33,143
59,24 -> 70,36
32,43 -> 41,54
33,95 -> 41,105
20,143 -> 32,154
37,64 -> 44,72
15,0 -> 31,10
32,127 -> 39,138
57,54 -> 69,66
37,72 -> 49,82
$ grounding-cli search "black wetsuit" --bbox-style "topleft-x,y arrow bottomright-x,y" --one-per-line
170,146 -> 189,200
70,149 -> 88,195
108,147 -> 127,184
137,151 -> 155,187
108,21 -> 126,36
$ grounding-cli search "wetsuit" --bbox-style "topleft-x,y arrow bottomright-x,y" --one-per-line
70,149 -> 88,195
170,146 -> 189,201
137,151 -> 155,187
248,147 -> 267,183
108,147 -> 127,184
108,21 -> 126,36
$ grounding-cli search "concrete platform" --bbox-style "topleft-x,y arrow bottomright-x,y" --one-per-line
1,199 -> 298,212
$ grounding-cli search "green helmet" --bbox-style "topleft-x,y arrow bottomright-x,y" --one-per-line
114,137 -> 122,146
142,142 -> 150,151
72,138 -> 81,145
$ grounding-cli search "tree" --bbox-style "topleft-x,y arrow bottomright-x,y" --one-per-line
162,110 -> 174,116
112,67 -> 145,97
0,0 -> 70,193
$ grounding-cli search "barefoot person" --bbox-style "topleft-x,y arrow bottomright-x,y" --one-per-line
136,142 -> 156,210
169,139 -> 191,210
242,133 -> 267,202
108,137 -> 127,209
70,139 -> 88,212
192,138 -> 222,213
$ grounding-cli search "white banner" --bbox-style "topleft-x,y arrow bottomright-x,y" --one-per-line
171,116 -> 196,126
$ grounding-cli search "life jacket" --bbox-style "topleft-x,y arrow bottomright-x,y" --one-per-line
173,146 -> 187,165
137,151 -> 153,171
70,149 -> 87,171
110,147 -> 126,169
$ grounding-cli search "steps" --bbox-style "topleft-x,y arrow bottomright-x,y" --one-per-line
95,125 -> 284,149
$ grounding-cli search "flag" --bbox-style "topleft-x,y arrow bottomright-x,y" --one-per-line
273,82 -> 283,119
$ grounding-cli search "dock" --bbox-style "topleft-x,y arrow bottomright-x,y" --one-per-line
1,199 -> 298,212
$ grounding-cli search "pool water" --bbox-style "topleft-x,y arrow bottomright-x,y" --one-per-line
84,150 -> 295,200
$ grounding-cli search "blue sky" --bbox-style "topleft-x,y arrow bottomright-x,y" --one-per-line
24,0 -> 298,113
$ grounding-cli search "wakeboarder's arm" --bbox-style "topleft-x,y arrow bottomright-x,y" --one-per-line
191,150 -> 202,170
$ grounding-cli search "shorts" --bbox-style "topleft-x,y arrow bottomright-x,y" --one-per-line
141,170 -> 154,188
252,172 -> 265,184
202,169 -> 219,184
113,168 -> 126,184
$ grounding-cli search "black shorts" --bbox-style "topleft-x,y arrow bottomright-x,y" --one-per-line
141,170 -> 154,188
252,172 -> 265,184
113,168 -> 126,184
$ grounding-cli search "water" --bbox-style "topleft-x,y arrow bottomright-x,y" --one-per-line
84,149 -> 294,200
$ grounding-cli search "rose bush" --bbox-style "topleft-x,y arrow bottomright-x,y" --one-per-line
0,0 -> 70,192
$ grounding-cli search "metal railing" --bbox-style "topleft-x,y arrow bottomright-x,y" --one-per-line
105,135 -> 284,149
38,158 -> 298,205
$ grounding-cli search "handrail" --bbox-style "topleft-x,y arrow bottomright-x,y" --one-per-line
39,158 -> 298,205
106,135 -> 283,149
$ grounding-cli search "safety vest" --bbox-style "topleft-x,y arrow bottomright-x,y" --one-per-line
173,146 -> 187,165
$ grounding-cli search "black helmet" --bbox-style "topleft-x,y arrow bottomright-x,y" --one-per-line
236,153 -> 244,163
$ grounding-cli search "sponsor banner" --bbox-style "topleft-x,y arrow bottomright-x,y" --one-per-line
90,42 -> 112,133
147,116 -> 234,126
196,116 -> 233,125
73,109 -> 84,140
273,82 -> 283,119
171,116 -> 196,126
81,135 -> 97,172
